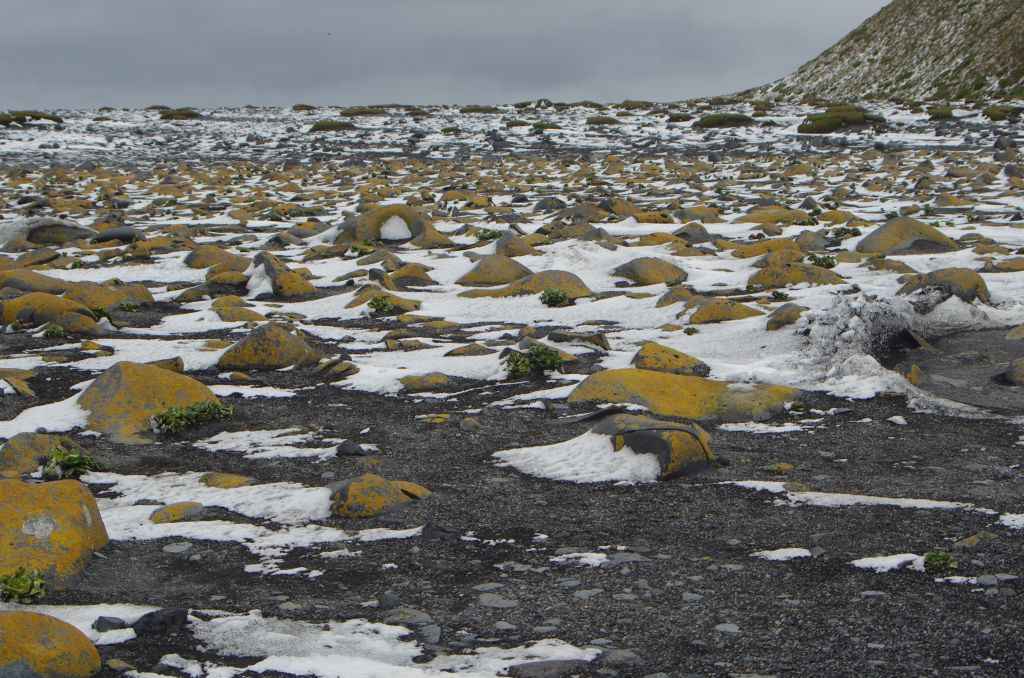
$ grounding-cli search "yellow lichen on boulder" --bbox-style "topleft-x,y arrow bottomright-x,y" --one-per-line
592,413 -> 714,480
612,257 -> 687,285
0,433 -> 80,478
330,473 -> 429,518
688,298 -> 764,324
896,267 -> 990,304
459,270 -> 591,300
217,322 -> 320,371
455,255 -> 533,287
747,263 -> 843,289
568,368 -> 797,421
631,342 -> 710,376
150,502 -> 204,524
0,479 -> 108,586
0,611 -> 101,678
855,217 -> 958,255
199,472 -> 253,488
78,362 -> 221,443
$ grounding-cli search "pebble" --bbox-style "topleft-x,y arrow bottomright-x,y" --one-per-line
494,621 -> 517,631
162,542 -> 192,555
473,582 -> 504,592
682,592 -> 704,603
714,623 -> 741,634
573,589 -> 604,600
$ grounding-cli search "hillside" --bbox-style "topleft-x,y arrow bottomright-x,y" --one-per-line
759,0 -> 1024,100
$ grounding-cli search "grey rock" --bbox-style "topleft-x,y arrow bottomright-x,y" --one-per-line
479,593 -> 518,608
508,660 -> 590,678
473,582 -> 504,592
418,624 -> 442,644
714,623 -> 740,634
573,588 -> 604,600
383,607 -> 433,626
600,649 -> 643,667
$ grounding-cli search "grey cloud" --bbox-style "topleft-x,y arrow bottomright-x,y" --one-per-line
0,0 -> 889,109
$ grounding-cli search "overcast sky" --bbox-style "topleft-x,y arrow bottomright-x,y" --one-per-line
1,0 -> 889,109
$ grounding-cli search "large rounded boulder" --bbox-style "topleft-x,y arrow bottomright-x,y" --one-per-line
339,205 -> 452,249
217,322 -> 321,371
590,413 -> 714,480
456,255 -> 533,287
567,368 -> 797,421
856,217 -> 958,255
0,611 -> 101,678
459,270 -> 592,300
78,362 -> 222,443
612,257 -> 687,286
0,479 -> 108,587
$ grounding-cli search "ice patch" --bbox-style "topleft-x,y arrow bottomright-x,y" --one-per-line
494,431 -> 661,483
850,554 -> 924,573
751,548 -> 812,561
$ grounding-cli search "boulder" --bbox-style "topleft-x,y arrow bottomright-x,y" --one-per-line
456,255 -> 533,287
590,413 -> 714,480
0,611 -> 101,678
78,362 -> 221,443
567,368 -> 797,421
0,433 -> 81,479
612,257 -> 687,285
185,245 -> 249,271
0,479 -> 108,587
0,293 -> 97,334
631,342 -> 710,376
459,270 -> 591,300
329,474 -> 430,518
856,218 -> 958,255
0,217 -> 96,250
338,205 -> 452,249
747,263 -> 843,289
63,282 -> 153,313
688,298 -> 763,324
897,268 -> 990,304
766,303 -> 808,331
247,252 -> 315,299
217,323 -> 320,371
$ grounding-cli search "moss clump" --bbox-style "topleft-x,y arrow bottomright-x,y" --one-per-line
292,103 -> 316,111
586,115 -> 621,126
368,295 -> 398,316
928,105 -> 954,120
475,228 -> 502,241
159,108 -> 201,121
540,288 -> 571,307
806,254 -> 837,269
310,119 -> 356,132
694,113 -> 754,129
667,113 -> 693,123
151,401 -> 234,435
798,104 -> 884,134
505,345 -> 564,379
42,323 -> 66,339
0,110 -> 64,127
0,568 -> 46,604
460,105 -> 501,114
340,106 -> 386,117
41,443 -> 101,481
984,105 -> 1022,121
531,121 -> 561,131
923,551 -> 958,575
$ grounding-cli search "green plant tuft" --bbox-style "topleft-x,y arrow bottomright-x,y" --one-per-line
539,288 -> 570,307
505,345 -> 564,379
475,228 -> 502,241
42,323 -> 66,339
923,551 -> 958,576
694,113 -> 754,129
310,119 -> 356,133
151,401 -> 234,435
806,254 -> 838,269
41,443 -> 101,480
0,568 -> 47,604
368,295 -> 398,316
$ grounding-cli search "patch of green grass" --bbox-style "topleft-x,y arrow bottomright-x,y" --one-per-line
0,110 -> 63,127
771,290 -> 791,302
368,295 -> 398,316
159,108 -> 201,121
475,228 -> 502,241
42,323 -> 66,339
928,105 -> 954,120
151,401 -> 234,435
505,345 -> 564,379
586,115 -> 621,126
694,113 -> 754,129
310,119 -> 356,132
41,442 -> 101,480
806,254 -> 837,269
540,288 -> 570,307
923,551 -> 958,576
0,568 -> 46,604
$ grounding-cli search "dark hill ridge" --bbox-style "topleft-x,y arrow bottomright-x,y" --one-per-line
757,0 -> 1024,100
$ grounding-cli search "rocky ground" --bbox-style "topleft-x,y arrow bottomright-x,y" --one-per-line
1,98 -> 1024,677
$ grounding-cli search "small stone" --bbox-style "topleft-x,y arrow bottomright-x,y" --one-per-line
714,623 -> 740,634
976,575 -> 999,588
162,541 -> 193,555
600,649 -> 643,667
132,608 -> 188,636
418,624 -> 442,644
93,616 -> 127,632
494,621 -> 517,631
378,590 -> 401,610
574,588 -> 604,600
682,592 -> 704,603
473,582 -> 504,592
861,591 -> 888,599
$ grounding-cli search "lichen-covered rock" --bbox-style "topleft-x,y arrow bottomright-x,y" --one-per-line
631,342 -> 710,376
399,373 -> 451,392
612,258 -> 687,286
150,502 -> 204,524
747,263 -> 844,290
247,252 -> 316,299
338,205 -> 452,249
856,218 -> 958,255
688,298 -> 764,324
329,474 -> 430,518
459,270 -> 591,299
766,303 -> 808,331
1,292 -> 98,334
590,413 -> 714,480
0,479 -> 108,587
568,368 -> 797,421
456,255 -> 533,287
0,611 -> 101,678
0,433 -> 81,479
897,267 -> 990,304
78,362 -> 221,443
217,322 -> 320,371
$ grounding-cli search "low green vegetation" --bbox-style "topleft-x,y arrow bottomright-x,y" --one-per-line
461,105 -> 501,114
475,228 -> 502,241
806,254 -> 838,269
41,443 -> 101,480
923,551 -> 958,576
504,345 -> 564,379
0,110 -> 64,127
42,323 -> 66,339
586,115 -> 620,126
540,288 -> 570,307
983,105 -> 1022,122
310,119 -> 356,132
798,105 -> 884,134
368,295 -> 398,316
0,568 -> 46,603
159,108 -> 202,121
694,113 -> 754,129
151,401 -> 234,435
928,105 -> 954,120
